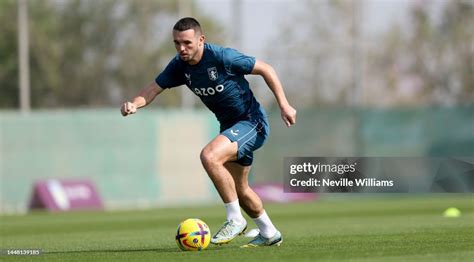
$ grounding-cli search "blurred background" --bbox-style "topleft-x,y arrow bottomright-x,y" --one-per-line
0,0 -> 473,214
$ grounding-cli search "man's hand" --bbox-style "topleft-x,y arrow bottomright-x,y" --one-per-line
280,104 -> 297,127
121,102 -> 137,116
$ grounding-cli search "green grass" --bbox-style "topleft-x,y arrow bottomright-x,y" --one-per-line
1,195 -> 473,261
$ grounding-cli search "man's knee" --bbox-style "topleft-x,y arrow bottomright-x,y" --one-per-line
201,146 -> 229,169
200,147 -> 216,167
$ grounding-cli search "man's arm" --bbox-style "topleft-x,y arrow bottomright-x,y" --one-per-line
251,60 -> 297,127
120,81 -> 164,116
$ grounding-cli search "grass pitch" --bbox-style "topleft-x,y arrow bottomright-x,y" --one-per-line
1,195 -> 473,261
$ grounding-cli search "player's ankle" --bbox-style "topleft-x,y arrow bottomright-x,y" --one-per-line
252,210 -> 277,238
228,216 -> 246,225
225,200 -> 245,224
260,228 -> 277,239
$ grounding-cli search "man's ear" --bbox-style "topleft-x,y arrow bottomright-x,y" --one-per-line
199,34 -> 205,46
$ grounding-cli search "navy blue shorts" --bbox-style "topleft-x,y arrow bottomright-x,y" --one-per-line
220,115 -> 270,166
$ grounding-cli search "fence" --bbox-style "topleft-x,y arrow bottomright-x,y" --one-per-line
1,106 -> 473,213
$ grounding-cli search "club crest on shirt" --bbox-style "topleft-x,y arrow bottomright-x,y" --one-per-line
207,67 -> 218,81
184,73 -> 191,85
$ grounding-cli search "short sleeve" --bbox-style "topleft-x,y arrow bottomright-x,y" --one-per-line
155,56 -> 185,89
222,48 -> 256,76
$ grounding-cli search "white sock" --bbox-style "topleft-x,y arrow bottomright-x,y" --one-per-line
252,210 -> 277,238
224,200 -> 245,224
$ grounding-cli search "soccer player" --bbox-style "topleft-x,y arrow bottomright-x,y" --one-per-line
121,17 -> 296,247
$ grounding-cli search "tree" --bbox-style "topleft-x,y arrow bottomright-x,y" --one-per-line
0,0 -> 19,108
268,0 -> 358,108
268,0 -> 473,107
366,0 -> 473,106
0,0 -> 224,109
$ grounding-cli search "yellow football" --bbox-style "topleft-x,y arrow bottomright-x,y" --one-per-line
175,218 -> 211,251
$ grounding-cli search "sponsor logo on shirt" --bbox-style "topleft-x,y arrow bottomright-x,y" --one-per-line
193,85 -> 224,96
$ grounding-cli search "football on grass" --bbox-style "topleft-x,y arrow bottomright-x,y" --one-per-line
175,218 -> 211,251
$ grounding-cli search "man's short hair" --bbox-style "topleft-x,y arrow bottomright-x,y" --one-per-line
173,17 -> 202,35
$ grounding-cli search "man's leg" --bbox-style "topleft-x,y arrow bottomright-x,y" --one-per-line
224,162 -> 262,217
200,135 -> 239,203
200,135 -> 247,244
225,162 -> 282,247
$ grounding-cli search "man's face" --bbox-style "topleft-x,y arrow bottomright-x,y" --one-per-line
173,29 -> 204,64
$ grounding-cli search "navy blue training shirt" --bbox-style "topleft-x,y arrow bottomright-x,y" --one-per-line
155,43 -> 263,126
